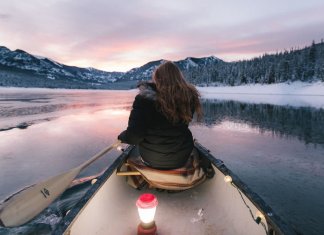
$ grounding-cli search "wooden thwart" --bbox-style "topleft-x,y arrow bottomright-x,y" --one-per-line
116,149 -> 207,190
116,171 -> 142,176
116,163 -> 142,176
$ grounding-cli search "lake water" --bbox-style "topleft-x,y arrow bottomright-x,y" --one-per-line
0,88 -> 323,235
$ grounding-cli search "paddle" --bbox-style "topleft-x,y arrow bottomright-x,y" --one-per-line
69,167 -> 107,188
0,140 -> 121,227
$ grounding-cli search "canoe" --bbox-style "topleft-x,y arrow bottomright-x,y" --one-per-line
53,141 -> 295,235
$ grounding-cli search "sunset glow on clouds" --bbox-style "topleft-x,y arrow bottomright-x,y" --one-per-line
0,0 -> 324,71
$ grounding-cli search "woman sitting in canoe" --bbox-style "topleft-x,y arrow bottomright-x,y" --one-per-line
118,61 -> 203,170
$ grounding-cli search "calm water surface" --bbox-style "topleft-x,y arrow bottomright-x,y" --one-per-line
0,89 -> 323,235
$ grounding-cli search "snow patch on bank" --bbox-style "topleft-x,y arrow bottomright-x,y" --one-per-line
198,81 -> 324,109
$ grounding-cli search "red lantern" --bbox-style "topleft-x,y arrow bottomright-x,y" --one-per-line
136,193 -> 158,235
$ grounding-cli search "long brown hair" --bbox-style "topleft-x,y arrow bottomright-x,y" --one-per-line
153,61 -> 202,124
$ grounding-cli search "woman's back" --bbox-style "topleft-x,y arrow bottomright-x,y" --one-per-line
136,82 -> 194,169
118,61 -> 202,169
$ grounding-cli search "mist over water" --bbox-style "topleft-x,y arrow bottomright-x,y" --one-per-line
0,89 -> 323,235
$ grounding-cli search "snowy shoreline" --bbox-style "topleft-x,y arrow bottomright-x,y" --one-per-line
198,81 -> 324,109
198,81 -> 324,96
1,81 -> 323,108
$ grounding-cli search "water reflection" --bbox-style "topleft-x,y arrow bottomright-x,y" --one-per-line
191,99 -> 324,235
1,90 -> 323,235
0,108 -> 130,199
0,90 -> 136,234
0,89 -> 135,131
200,99 -> 324,146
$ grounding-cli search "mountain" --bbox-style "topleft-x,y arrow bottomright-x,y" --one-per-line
120,60 -> 163,81
120,41 -> 324,87
185,41 -> 324,86
0,46 -> 223,89
0,46 -> 124,89
119,56 -> 222,81
1,41 -> 323,89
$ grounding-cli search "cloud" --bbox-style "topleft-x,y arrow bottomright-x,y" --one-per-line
0,13 -> 10,19
0,0 -> 323,71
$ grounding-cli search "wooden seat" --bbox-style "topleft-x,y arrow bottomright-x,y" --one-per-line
116,162 -> 142,176
116,149 -> 206,190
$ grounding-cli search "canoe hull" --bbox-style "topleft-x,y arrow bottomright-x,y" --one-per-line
53,142 -> 295,235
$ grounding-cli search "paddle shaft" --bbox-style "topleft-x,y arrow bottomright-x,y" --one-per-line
78,140 -> 121,171
0,140 -> 121,227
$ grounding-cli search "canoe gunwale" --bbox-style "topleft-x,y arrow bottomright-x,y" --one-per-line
53,143 -> 296,235
52,145 -> 133,235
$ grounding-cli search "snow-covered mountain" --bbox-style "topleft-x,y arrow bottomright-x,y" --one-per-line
3,41 -> 321,89
177,56 -> 221,69
0,46 -> 223,88
120,60 -> 164,81
120,42 -> 324,87
119,56 -> 222,81
0,46 -> 123,88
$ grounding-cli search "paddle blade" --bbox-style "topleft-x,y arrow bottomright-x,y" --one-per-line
0,168 -> 80,227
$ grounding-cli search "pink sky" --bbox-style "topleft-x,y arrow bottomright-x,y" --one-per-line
1,0 -> 324,72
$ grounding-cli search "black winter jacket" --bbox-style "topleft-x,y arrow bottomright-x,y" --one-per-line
118,82 -> 194,169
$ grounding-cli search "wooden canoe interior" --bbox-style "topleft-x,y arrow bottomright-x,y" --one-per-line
63,165 -> 269,235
